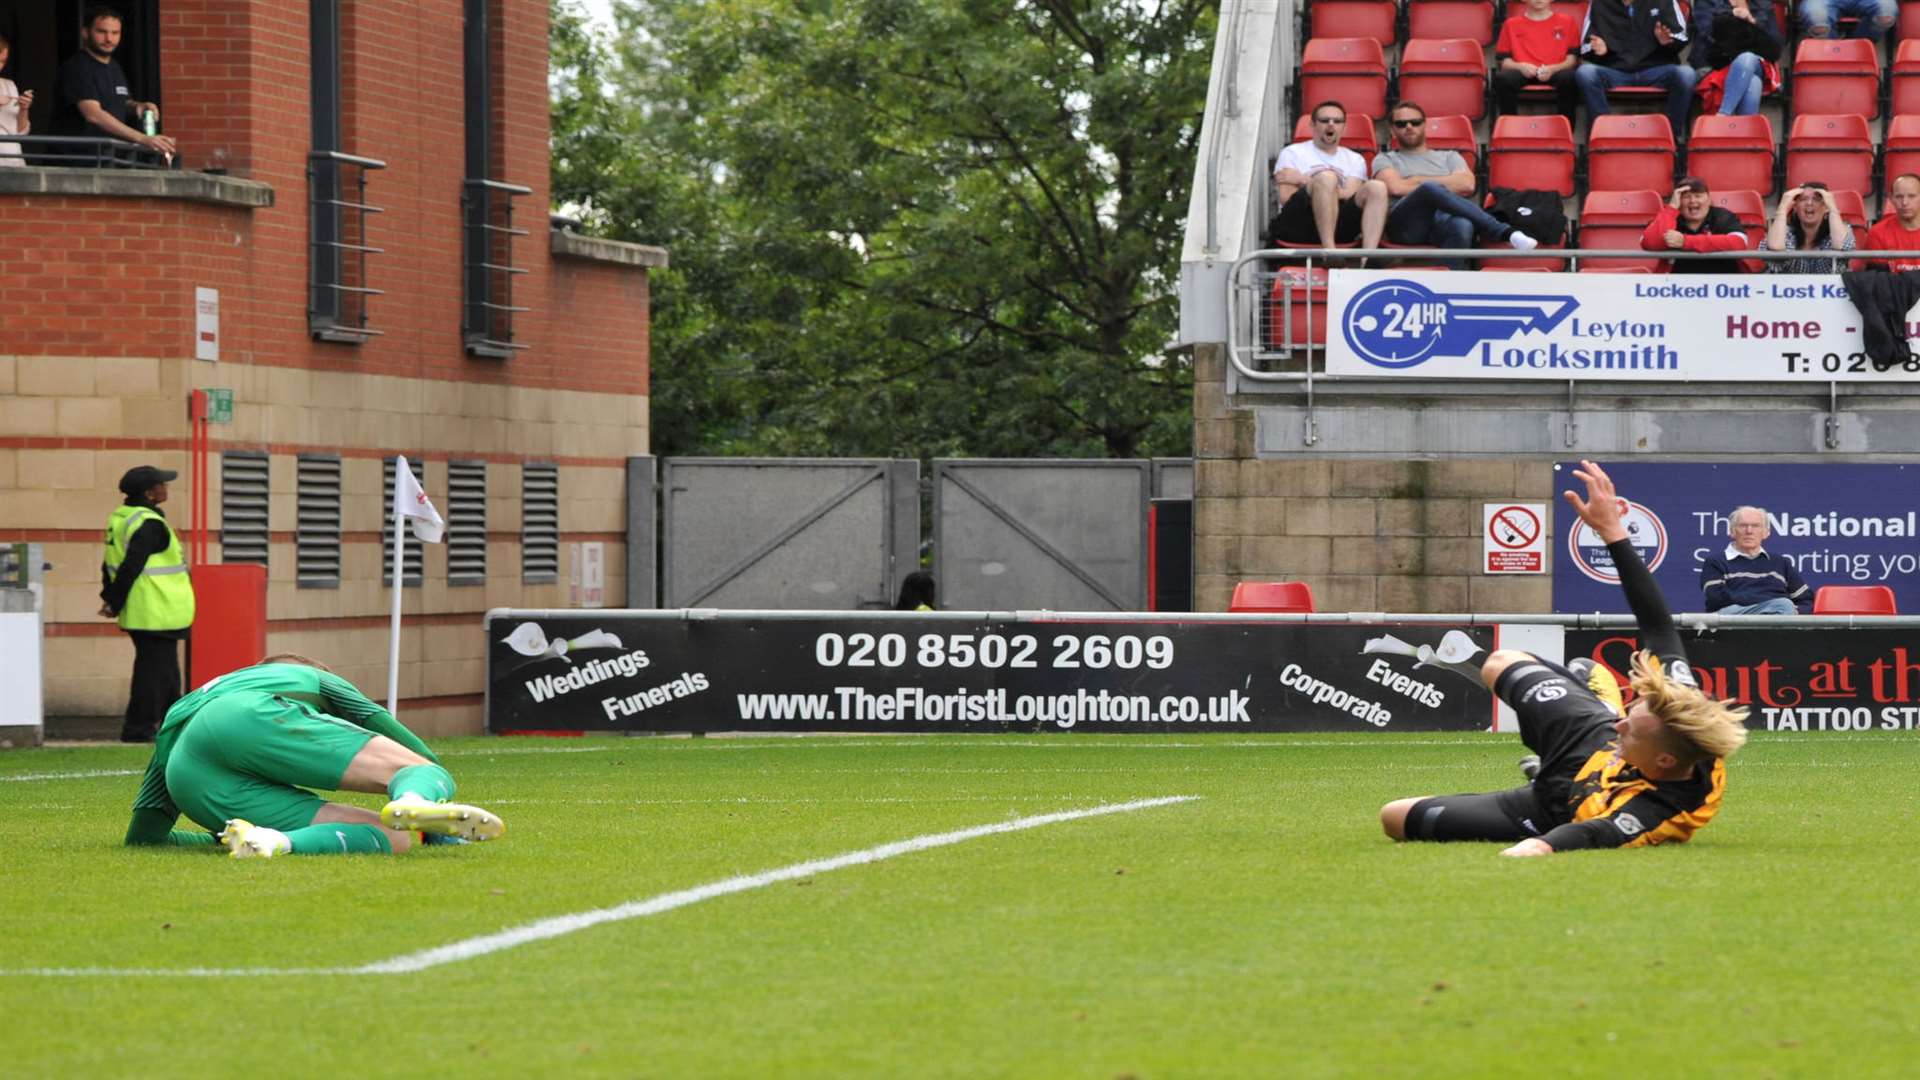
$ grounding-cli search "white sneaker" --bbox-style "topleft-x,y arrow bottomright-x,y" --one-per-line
1508,231 -> 1540,251
218,818 -> 292,859
380,792 -> 506,842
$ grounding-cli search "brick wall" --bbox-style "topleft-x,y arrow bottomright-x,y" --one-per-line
1190,344 -> 1556,614
0,1 -> 655,733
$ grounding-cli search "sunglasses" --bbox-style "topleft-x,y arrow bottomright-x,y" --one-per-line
1390,118 -> 1424,128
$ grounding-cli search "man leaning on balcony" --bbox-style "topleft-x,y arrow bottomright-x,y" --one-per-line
55,4 -> 174,165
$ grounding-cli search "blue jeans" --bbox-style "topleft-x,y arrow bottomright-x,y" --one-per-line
1799,0 -> 1896,38
1718,597 -> 1798,615
1385,182 -> 1512,268
1574,63 -> 1699,139
1718,52 -> 1765,115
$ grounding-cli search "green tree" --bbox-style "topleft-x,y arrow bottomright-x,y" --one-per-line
551,0 -> 1212,459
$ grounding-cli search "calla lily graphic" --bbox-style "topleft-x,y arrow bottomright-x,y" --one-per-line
499,622 -> 625,663
1361,629 -> 1485,687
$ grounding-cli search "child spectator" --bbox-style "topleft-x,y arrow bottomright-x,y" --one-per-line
1493,0 -> 1581,117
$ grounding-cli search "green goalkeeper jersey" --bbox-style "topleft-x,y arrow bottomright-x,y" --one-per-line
124,663 -> 441,847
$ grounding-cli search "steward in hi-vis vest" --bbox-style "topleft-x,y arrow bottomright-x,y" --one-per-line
100,465 -> 195,742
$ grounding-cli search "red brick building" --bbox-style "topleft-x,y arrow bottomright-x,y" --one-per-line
0,1 -> 662,735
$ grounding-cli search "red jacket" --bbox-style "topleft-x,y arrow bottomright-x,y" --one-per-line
1639,206 -> 1751,272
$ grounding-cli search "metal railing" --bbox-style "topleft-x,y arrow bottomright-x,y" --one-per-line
307,150 -> 387,343
462,177 -> 533,358
0,134 -> 173,169
1229,244 -> 1920,383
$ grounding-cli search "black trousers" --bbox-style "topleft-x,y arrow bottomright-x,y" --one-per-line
123,630 -> 185,742
1492,67 -> 1580,119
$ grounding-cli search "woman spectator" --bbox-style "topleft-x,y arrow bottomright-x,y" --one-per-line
1766,183 -> 1855,272
1693,0 -> 1783,116
0,31 -> 31,167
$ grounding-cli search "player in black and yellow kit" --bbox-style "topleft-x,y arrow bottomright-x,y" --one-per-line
1379,460 -> 1750,856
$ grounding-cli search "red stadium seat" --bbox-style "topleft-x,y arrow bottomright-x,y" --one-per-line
1893,40 -> 1920,117
1786,114 -> 1875,205
1792,38 -> 1882,121
1687,114 -> 1776,199
1310,0 -> 1399,47
1710,189 -> 1768,271
1407,0 -> 1496,44
1903,1 -> 1920,42
1300,38 -> 1389,121
1229,581 -> 1317,613
1265,267 -> 1331,349
1884,116 -> 1920,212
1576,189 -> 1665,272
1830,187 -> 1871,231
1291,112 -> 1382,173
1398,39 -> 1490,121
1586,114 -> 1676,196
1812,585 -> 1897,614
1488,114 -> 1576,197
1422,113 -> 1480,175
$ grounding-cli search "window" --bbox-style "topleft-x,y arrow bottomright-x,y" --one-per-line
308,0 -> 385,342
521,462 -> 558,583
295,454 -> 342,588
447,459 -> 488,586
218,451 -> 269,566
461,0 -> 530,356
381,456 -> 427,587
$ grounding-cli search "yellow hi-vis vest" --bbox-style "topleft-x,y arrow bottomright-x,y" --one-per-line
103,505 -> 195,631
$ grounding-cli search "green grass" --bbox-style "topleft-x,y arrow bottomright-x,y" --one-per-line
2,732 -> 1917,1078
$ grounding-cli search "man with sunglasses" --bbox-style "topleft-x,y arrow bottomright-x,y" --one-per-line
1372,101 -> 1540,269
1272,100 -> 1388,254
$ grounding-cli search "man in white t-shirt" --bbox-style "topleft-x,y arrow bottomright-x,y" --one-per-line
1272,100 -> 1387,252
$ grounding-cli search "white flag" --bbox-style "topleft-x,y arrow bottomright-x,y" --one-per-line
394,456 -> 444,543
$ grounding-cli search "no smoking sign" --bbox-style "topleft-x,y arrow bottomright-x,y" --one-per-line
1483,503 -> 1546,574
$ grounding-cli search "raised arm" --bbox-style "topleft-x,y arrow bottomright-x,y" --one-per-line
1562,460 -> 1690,671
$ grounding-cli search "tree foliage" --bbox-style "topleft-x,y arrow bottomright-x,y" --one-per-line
551,0 -> 1214,459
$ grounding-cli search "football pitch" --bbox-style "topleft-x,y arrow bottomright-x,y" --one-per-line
4,732 -> 1918,1077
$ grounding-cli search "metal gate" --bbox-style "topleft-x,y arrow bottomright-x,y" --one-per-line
660,458 -> 919,609
934,459 -> 1151,611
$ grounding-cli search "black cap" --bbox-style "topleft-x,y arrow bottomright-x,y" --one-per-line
118,465 -> 178,495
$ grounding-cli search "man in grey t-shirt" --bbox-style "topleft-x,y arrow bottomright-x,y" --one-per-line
1373,101 -> 1537,268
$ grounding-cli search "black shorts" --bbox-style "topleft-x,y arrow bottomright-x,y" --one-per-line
1273,188 -> 1363,244
1405,785 -> 1547,842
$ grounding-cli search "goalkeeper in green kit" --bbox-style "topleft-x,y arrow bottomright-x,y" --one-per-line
124,655 -> 506,857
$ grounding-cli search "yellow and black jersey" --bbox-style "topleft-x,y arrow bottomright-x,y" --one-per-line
1548,746 -> 1726,850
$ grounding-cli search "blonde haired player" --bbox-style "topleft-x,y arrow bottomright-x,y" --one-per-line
1380,460 -> 1748,856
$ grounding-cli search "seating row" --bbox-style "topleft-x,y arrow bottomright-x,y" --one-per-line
1307,0 -> 1920,48
1301,36 -> 1920,123
1292,111 -> 1920,201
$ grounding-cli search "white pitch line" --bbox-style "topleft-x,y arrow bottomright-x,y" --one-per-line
437,745 -> 612,757
0,769 -> 142,783
2,794 -> 1198,979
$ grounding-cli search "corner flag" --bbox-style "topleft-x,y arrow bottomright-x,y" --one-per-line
394,456 -> 444,543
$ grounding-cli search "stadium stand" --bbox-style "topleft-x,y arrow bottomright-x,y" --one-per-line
1407,0 -> 1497,45
1488,113 -> 1576,196
1813,585 -> 1899,614
1790,38 -> 1883,122
1309,0 -> 1398,47
1398,38 -> 1491,121
1585,114 -> 1678,195
1229,581 -> 1318,613
1686,114 -> 1777,198
1300,38 -> 1390,120
1786,113 -> 1877,203
1576,189 -> 1666,272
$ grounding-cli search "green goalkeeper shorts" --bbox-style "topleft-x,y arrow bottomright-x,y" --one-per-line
165,689 -> 377,832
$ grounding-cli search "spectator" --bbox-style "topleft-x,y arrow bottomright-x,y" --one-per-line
1639,176 -> 1750,272
55,5 -> 174,165
1701,506 -> 1812,614
0,31 -> 29,167
894,571 -> 937,611
1493,0 -> 1581,117
1765,183 -> 1855,272
1576,0 -> 1697,138
1372,101 -> 1539,268
1692,0 -> 1783,116
1272,100 -> 1388,254
1860,174 -> 1920,272
1798,0 -> 1896,41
